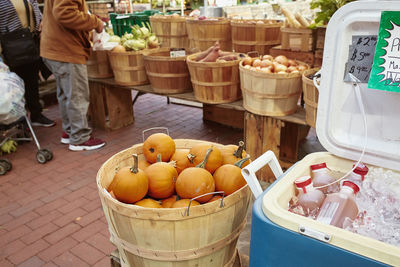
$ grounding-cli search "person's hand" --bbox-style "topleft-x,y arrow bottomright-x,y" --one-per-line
95,20 -> 104,33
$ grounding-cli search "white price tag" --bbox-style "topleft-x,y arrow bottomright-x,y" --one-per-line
170,49 -> 186,58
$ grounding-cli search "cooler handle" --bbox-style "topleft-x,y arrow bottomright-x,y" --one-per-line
241,151 -> 283,199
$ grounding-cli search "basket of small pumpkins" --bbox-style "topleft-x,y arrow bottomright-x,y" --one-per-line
239,54 -> 309,116
97,133 -> 251,267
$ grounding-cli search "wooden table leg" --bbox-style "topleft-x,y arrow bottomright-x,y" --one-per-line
244,112 -> 310,183
89,81 -> 134,130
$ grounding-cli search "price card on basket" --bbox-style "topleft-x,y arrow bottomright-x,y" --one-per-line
368,11 -> 400,92
170,48 -> 186,58
343,35 -> 377,83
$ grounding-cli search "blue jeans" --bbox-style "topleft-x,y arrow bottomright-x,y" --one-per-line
43,58 -> 91,144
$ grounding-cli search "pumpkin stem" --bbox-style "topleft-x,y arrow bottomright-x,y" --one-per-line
130,154 -> 139,174
187,153 -> 195,164
156,154 -> 162,162
168,160 -> 177,168
234,156 -> 250,168
233,141 -> 245,159
196,147 -> 213,169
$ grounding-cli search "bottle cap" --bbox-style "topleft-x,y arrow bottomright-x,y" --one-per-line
353,162 -> 369,177
342,181 -> 360,194
310,163 -> 327,171
294,176 -> 312,189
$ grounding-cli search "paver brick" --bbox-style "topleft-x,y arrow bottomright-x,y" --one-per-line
58,197 -> 90,214
75,208 -> 104,227
41,188 -> 71,203
85,232 -> 116,255
53,251 -> 89,267
53,208 -> 88,227
20,222 -> 59,244
94,256 -> 112,267
70,242 -> 105,265
37,237 -> 78,262
44,223 -> 81,244
9,199 -> 44,218
7,239 -> 49,265
0,239 -> 26,258
64,186 -> 93,202
0,259 -> 14,267
34,198 -> 68,216
17,256 -> 45,267
71,220 -> 107,242
0,225 -> 32,247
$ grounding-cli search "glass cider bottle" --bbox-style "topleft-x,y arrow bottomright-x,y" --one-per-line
316,181 -> 360,228
294,176 -> 326,217
310,163 -> 339,194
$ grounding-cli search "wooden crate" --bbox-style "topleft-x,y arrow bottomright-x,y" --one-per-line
316,26 -> 326,50
97,139 -> 251,267
281,27 -> 315,52
203,104 -> 244,129
314,48 -> 323,67
186,53 -> 241,104
270,45 -> 315,67
231,19 -> 282,55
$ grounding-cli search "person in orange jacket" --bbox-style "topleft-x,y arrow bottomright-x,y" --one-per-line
40,0 -> 106,151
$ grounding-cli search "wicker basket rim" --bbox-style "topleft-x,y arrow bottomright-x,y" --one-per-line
186,52 -> 241,66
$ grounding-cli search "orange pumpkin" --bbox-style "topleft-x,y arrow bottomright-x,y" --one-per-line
171,199 -> 200,208
170,149 -> 191,174
161,194 -> 179,208
112,154 -> 148,204
143,133 -> 176,163
207,195 -> 223,203
138,158 -> 151,171
213,157 -> 249,196
188,143 -> 223,174
221,141 -> 250,168
145,155 -> 178,199
135,198 -> 162,208
176,148 -> 215,203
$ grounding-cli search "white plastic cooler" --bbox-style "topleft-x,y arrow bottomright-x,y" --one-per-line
242,1 -> 400,266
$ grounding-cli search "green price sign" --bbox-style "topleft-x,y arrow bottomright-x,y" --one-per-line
368,11 -> 400,92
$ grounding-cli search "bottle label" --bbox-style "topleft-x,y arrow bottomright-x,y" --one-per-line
316,202 -> 339,225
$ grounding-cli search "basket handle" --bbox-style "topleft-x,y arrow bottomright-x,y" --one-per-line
241,151 -> 283,199
313,70 -> 321,91
247,51 -> 260,58
142,127 -> 170,142
184,191 -> 225,216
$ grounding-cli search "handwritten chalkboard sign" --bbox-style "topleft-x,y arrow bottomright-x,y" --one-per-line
368,11 -> 400,92
343,35 -> 377,83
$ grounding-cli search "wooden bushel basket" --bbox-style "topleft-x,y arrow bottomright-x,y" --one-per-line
143,48 -> 192,94
281,27 -> 315,52
302,68 -> 320,128
150,16 -> 189,49
239,61 -> 304,116
87,50 -> 113,79
186,53 -> 241,104
108,49 -> 152,86
186,18 -> 232,52
96,139 -> 251,267
231,19 -> 283,55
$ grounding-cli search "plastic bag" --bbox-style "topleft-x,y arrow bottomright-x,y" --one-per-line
0,62 -> 26,125
92,29 -> 119,51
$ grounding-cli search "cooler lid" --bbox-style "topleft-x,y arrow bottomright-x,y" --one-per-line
317,0 -> 400,171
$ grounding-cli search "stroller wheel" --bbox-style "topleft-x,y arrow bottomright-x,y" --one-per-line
0,159 -> 12,171
42,149 -> 53,161
0,162 -> 7,175
36,151 -> 47,164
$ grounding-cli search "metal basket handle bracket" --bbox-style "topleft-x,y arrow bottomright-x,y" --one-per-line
241,151 -> 283,199
142,127 -> 170,142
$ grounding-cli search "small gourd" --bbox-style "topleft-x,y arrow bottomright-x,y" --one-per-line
213,157 -> 250,196
187,143 -> 223,174
143,133 -> 176,163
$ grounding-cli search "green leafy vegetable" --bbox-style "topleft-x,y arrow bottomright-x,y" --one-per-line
309,0 -> 357,29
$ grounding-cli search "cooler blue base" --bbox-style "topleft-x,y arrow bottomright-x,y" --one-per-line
249,185 -> 388,267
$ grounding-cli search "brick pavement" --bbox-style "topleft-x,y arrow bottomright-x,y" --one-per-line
0,93 -> 243,266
